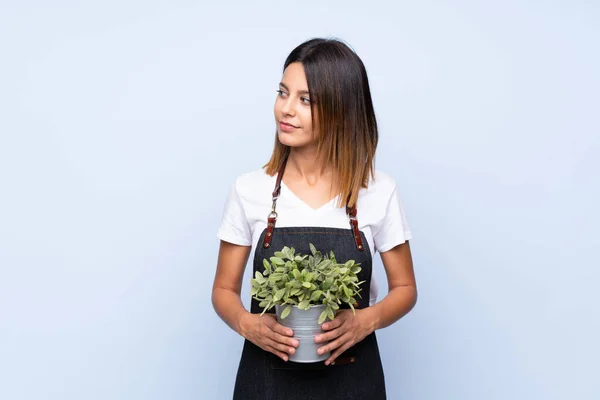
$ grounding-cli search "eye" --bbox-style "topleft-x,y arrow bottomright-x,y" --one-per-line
276,89 -> 287,97
300,97 -> 311,104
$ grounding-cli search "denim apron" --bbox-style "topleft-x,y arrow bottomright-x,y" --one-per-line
232,160 -> 386,400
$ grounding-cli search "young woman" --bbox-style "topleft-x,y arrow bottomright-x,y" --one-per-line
212,38 -> 417,399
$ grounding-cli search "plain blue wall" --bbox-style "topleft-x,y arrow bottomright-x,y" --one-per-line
1,1 -> 598,399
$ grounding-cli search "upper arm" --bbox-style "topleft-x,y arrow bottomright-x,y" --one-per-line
379,241 -> 417,292
372,181 -> 412,254
212,240 -> 252,295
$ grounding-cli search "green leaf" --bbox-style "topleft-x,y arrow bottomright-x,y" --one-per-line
292,269 -> 302,280
263,259 -> 272,274
327,306 -> 335,320
298,299 -> 310,310
310,290 -> 323,301
343,284 -> 352,298
305,272 -> 315,282
318,309 -> 328,324
269,273 -> 284,281
254,271 -> 266,284
274,288 -> 286,301
250,287 -> 258,296
314,253 -> 322,265
270,256 -> 285,266
280,304 -> 292,319
302,281 -> 311,288
309,243 -> 317,256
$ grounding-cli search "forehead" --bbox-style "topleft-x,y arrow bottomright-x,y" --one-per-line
281,62 -> 308,89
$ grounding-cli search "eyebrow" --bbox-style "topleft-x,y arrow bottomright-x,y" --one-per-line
279,82 -> 310,96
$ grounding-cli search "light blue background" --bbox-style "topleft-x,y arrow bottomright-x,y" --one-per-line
1,1 -> 598,399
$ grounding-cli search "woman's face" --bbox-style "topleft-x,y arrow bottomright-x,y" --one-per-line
274,62 -> 316,148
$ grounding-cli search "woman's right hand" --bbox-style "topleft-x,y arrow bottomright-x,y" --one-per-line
239,312 -> 299,361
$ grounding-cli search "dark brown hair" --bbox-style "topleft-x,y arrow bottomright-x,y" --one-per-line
264,38 -> 379,208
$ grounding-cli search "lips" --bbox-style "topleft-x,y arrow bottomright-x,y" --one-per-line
279,121 -> 298,133
280,121 -> 298,128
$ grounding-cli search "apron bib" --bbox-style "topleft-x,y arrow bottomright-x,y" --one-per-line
232,160 -> 386,399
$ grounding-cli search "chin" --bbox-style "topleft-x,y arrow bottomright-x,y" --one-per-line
277,131 -> 298,147
277,130 -> 314,148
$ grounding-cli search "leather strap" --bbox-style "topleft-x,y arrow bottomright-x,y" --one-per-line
331,355 -> 356,366
346,202 -> 364,252
263,158 -> 288,249
262,158 -> 364,252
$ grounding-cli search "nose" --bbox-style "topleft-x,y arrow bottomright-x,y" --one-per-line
280,97 -> 295,117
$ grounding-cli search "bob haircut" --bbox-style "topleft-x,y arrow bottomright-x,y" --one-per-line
264,37 -> 379,209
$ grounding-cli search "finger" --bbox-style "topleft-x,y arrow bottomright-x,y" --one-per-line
265,345 -> 289,362
318,332 -> 353,356
325,341 -> 353,366
267,337 -> 296,355
271,331 -> 299,348
321,315 -> 345,331
263,316 -> 294,337
314,326 -> 346,344
259,323 -> 297,351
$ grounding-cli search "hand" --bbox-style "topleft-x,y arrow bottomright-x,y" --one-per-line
239,312 -> 299,362
314,309 -> 376,365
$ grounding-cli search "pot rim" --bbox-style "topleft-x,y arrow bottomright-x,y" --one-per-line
275,303 -> 326,309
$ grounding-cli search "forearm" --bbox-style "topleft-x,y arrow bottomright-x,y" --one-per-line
212,287 -> 250,336
366,285 -> 418,331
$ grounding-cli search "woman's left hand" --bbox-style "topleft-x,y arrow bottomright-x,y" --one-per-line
314,308 -> 377,366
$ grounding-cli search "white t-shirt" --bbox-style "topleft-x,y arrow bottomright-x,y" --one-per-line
217,168 -> 413,306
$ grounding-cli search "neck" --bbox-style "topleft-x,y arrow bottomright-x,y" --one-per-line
286,146 -> 332,185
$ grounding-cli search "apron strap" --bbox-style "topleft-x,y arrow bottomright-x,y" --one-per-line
263,158 -> 288,248
346,201 -> 365,251
262,159 -> 364,252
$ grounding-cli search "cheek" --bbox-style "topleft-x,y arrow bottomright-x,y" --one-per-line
301,108 -> 313,132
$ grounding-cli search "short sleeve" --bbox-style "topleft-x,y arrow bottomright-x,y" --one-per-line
216,181 -> 252,246
373,184 -> 413,253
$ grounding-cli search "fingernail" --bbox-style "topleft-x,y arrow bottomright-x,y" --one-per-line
318,349 -> 323,355
322,324 -> 328,330
314,335 -> 320,343
287,330 -> 293,336
289,347 -> 295,354
293,340 -> 299,347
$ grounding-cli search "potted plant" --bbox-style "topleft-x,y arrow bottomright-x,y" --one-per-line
250,243 -> 365,363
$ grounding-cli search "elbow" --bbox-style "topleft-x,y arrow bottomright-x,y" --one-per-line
410,286 -> 418,310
